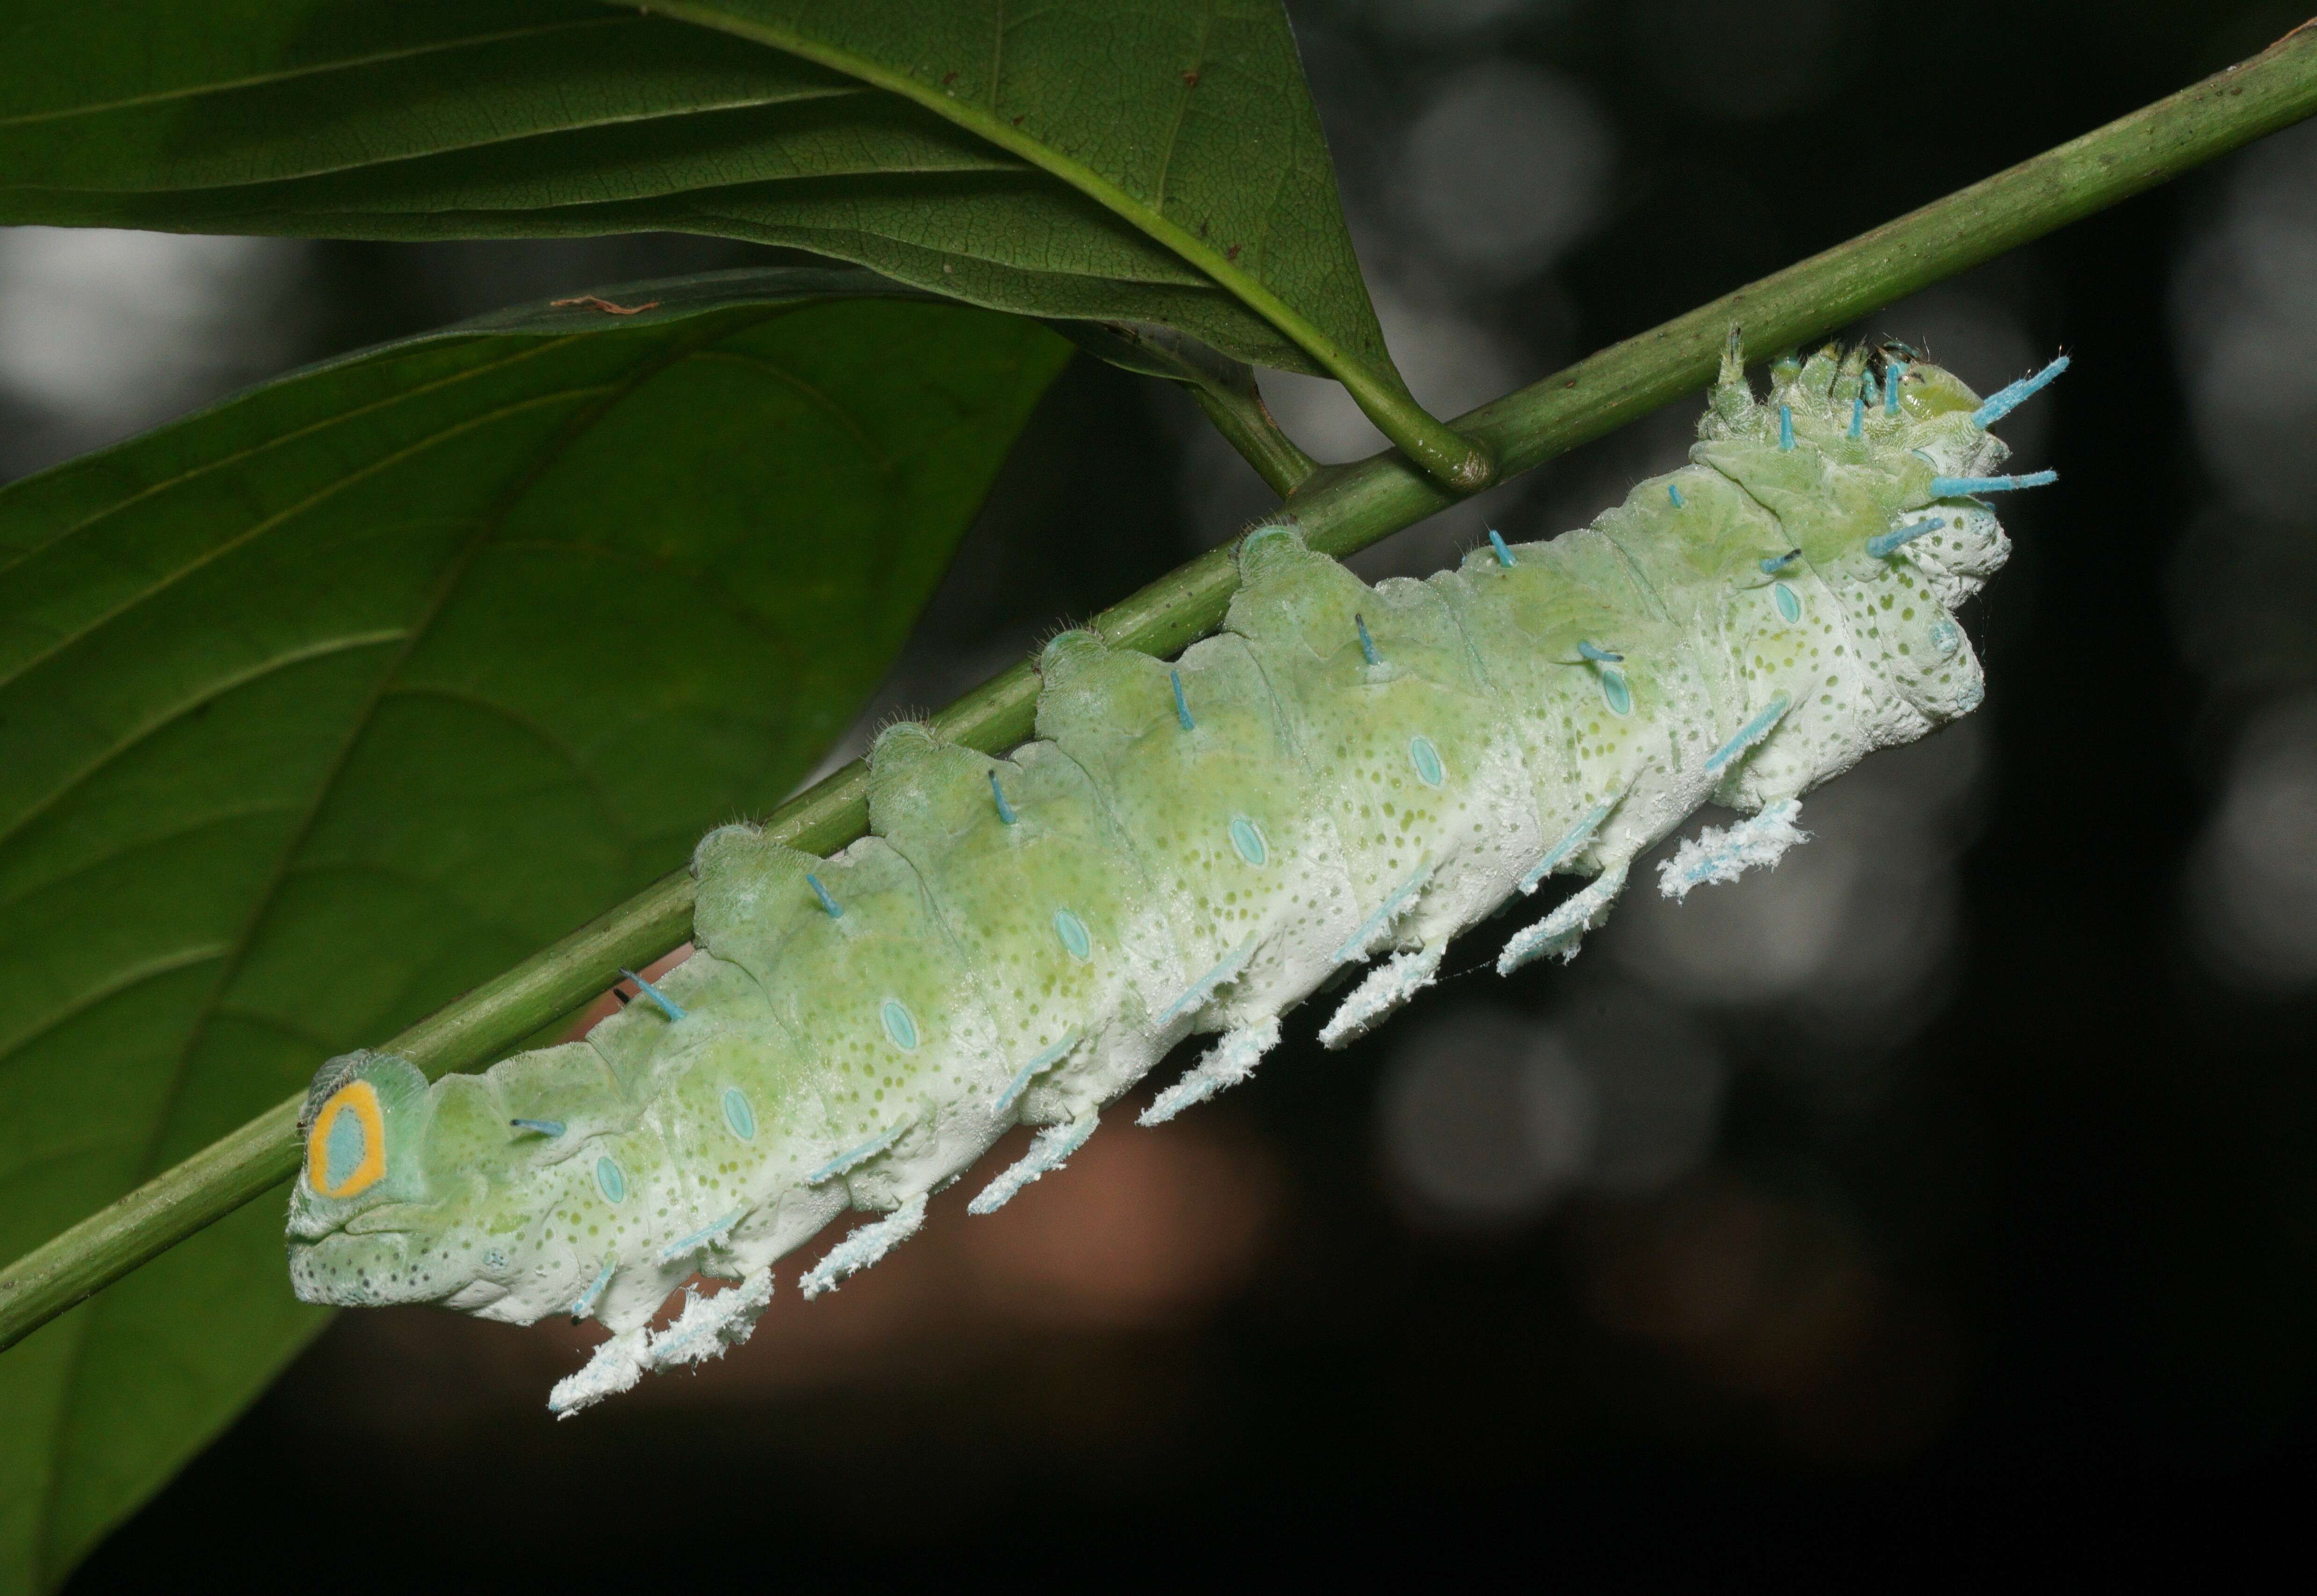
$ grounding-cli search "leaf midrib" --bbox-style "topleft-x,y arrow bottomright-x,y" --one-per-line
0,139 -> 1015,210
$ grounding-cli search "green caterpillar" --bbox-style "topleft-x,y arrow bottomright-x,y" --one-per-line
285,336 -> 2063,1414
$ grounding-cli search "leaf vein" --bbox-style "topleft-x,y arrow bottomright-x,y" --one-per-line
0,336 -> 578,584
0,18 -> 634,130
0,384 -> 615,692
0,945 -> 231,1072
679,347 -> 896,472
0,631 -> 411,856
0,802 -> 306,921
378,684 -> 639,840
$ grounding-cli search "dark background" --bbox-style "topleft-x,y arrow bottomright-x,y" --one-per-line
23,0 -> 2316,1584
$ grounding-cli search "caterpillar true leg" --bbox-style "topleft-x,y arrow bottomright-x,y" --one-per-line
1332,859 -> 1438,966
1315,857 -> 1448,1048
1152,934 -> 1262,1029
568,1258 -> 615,1322
992,1034 -> 1081,1116
655,1207 -> 744,1267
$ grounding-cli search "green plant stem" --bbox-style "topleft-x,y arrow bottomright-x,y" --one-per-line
5,23 -> 2315,1356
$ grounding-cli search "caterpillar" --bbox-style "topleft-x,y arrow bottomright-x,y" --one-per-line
285,335 -> 2064,1414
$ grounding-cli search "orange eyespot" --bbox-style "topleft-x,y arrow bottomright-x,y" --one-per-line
307,1080 -> 387,1199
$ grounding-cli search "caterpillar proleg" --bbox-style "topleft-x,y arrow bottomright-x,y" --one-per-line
286,337 -> 2054,1413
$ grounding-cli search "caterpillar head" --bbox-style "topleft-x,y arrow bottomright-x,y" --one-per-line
284,1050 -> 445,1303
286,1043 -> 631,1322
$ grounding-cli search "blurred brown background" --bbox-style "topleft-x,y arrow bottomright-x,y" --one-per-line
24,0 -> 2317,1584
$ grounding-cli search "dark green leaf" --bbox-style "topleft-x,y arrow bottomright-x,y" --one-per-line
0,1 -> 1380,380
0,272 -> 1069,1590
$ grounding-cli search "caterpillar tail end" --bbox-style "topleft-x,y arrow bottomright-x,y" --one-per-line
1718,321 -> 1745,387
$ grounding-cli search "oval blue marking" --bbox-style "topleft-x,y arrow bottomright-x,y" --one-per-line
1931,620 -> 1962,657
1600,668 -> 1633,716
324,1110 -> 365,1192
1773,582 -> 1802,624
595,1156 -> 627,1204
1053,908 -> 1092,960
881,997 -> 920,1051
1408,735 -> 1444,787
723,1088 -> 756,1141
1228,816 -> 1268,867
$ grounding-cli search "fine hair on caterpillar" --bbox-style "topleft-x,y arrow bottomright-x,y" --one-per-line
285,332 -> 2064,1415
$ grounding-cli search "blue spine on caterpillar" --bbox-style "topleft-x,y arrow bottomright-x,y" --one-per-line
285,335 -> 2060,1413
